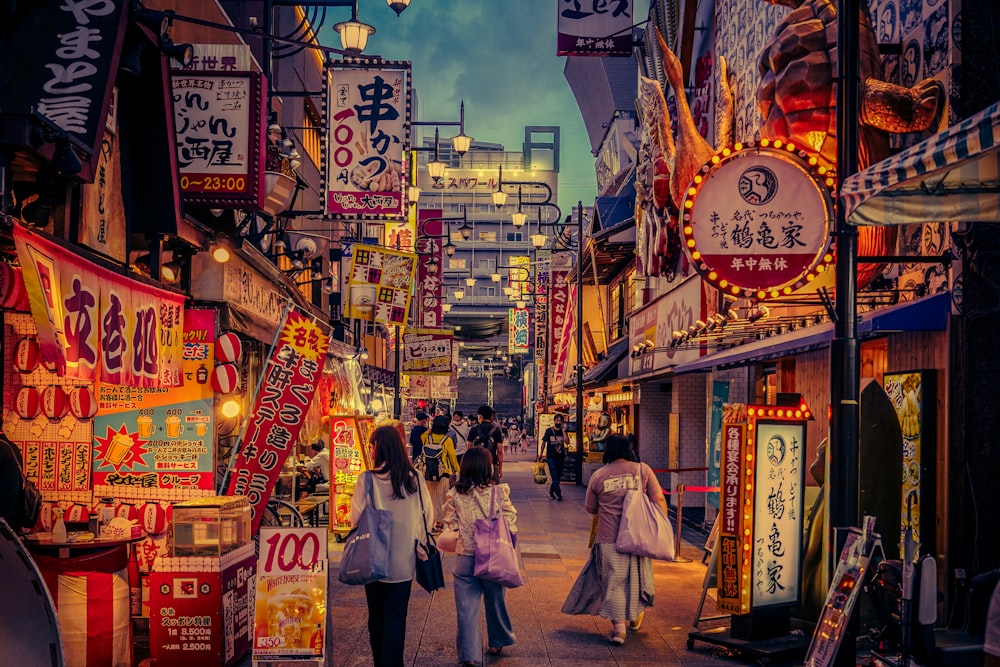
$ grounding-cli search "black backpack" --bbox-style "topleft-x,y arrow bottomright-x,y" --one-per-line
1,435 -> 41,530
421,435 -> 444,482
471,423 -> 500,458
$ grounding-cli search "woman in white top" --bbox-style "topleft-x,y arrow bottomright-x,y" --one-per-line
442,447 -> 518,666
349,424 -> 433,667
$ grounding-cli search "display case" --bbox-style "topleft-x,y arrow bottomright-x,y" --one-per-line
172,496 -> 250,557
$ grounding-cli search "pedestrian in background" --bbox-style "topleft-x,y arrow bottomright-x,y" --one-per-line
349,424 -> 432,667
469,405 -> 504,483
574,434 -> 667,645
421,415 -> 460,533
409,412 -> 429,462
442,447 -> 518,666
450,410 -> 470,463
541,414 -> 568,501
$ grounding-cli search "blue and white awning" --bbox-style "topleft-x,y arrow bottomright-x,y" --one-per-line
841,101 -> 1000,226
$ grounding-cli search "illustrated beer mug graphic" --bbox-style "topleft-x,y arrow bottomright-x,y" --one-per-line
137,415 -> 155,438
195,422 -> 208,436
267,586 -> 315,648
165,415 -> 184,438
107,432 -> 133,466
350,284 -> 377,320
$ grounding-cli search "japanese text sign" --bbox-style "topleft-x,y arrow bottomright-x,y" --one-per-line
329,415 -> 368,532
346,244 -> 417,327
717,403 -> 750,615
557,0 -> 634,56
171,71 -> 265,207
549,270 -> 570,366
0,0 -> 127,178
751,420 -> 804,607
92,308 -> 217,503
681,146 -> 834,298
14,224 -> 185,387
414,209 -> 444,328
254,527 -> 328,659
508,308 -> 530,355
227,309 -> 330,534
402,328 -> 453,376
327,62 -> 410,219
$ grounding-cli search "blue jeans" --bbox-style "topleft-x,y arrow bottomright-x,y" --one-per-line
547,457 -> 565,499
364,579 -> 412,666
453,555 -> 516,662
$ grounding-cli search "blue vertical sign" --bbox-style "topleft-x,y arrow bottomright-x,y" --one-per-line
707,380 -> 730,508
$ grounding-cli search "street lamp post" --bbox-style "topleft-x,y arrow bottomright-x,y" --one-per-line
574,202 -> 585,485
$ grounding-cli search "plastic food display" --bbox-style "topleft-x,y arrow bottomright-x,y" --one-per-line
172,495 -> 250,557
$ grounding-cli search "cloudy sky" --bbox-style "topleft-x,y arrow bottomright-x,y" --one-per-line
319,0 -> 601,207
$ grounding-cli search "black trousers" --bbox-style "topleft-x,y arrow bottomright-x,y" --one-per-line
547,457 -> 565,499
364,579 -> 412,666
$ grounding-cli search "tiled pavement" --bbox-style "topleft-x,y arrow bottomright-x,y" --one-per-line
317,451 -> 786,667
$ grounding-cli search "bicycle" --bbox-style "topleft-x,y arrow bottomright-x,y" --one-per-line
261,497 -> 304,527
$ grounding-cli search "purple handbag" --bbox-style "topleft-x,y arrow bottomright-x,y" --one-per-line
473,486 -> 524,588
616,463 -> 675,561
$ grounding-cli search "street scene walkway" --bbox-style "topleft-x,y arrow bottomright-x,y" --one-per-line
323,448 -> 777,667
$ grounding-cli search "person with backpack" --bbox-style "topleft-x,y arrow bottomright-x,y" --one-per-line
541,414 -> 569,501
469,405 -> 504,483
420,415 -> 459,533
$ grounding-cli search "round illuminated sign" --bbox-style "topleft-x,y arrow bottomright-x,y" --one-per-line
680,143 -> 835,299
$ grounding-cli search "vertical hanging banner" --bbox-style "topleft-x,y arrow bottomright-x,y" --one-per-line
414,209 -> 444,328
13,224 -> 185,386
327,61 -> 411,220
508,255 -> 531,300
557,0 -> 634,56
549,270 -> 570,365
402,328 -> 453,376
329,415 -> 367,533
346,244 -> 417,328
227,309 -> 330,535
508,308 -> 530,355
171,71 -> 266,208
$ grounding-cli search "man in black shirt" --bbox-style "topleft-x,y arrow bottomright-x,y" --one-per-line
469,405 -> 504,482
541,414 -> 569,500
409,412 -> 429,461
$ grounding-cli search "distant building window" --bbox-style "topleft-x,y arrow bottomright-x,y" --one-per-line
506,232 -> 523,242
478,286 -> 496,298
448,258 -> 467,270
478,231 -> 497,242
477,258 -> 497,273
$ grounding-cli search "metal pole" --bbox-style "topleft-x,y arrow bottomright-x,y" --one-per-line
575,201 -> 585,485
393,324 -> 402,419
831,0 -> 861,662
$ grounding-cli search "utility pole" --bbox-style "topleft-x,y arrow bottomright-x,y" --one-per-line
575,201 -> 585,485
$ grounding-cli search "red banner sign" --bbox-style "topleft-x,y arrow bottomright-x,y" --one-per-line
14,224 -> 185,387
227,309 -> 330,534
549,270 -> 570,366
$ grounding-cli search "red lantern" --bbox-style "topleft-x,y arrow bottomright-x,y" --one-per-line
15,386 -> 41,419
211,363 -> 240,393
116,503 -> 140,522
39,503 -> 56,531
15,338 -> 40,373
0,263 -> 28,310
216,332 -> 243,364
68,386 -> 98,419
42,385 -> 68,419
65,503 -> 87,523
141,502 -> 168,535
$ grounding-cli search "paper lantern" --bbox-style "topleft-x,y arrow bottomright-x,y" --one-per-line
0,263 -> 28,310
68,386 -> 98,419
15,386 -> 41,419
15,338 -> 40,373
42,385 -> 69,419
65,504 -> 87,523
39,503 -> 56,531
116,503 -> 140,522
216,332 -> 243,363
141,502 -> 168,535
211,363 -> 239,393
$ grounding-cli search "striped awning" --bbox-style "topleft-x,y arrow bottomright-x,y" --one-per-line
841,101 -> 1000,226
